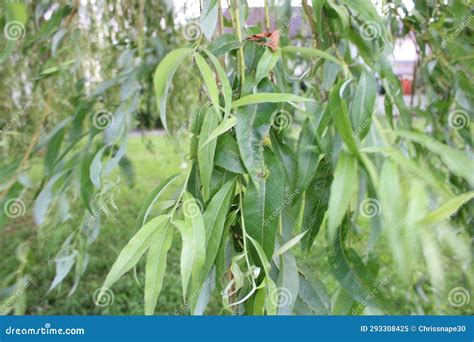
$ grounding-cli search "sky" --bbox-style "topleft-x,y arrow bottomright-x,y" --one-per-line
173,0 -> 415,19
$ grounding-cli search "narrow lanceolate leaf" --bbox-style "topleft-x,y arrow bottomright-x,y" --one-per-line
350,71 -> 376,140
90,146 -> 106,189
246,235 -> 277,315
276,251 -> 299,315
144,218 -> 173,315
195,53 -> 221,114
102,215 -> 169,295
200,0 -> 218,40
134,174 -> 181,230
235,104 -> 268,186
198,108 -> 220,201
33,172 -> 66,226
420,192 -> 474,225
199,116 -> 236,149
311,0 -> 325,37
329,82 -> 360,156
327,152 -> 358,243
175,194 -> 206,299
281,46 -> 344,69
298,274 -> 330,315
379,160 -> 407,282
395,130 -> 474,187
295,118 -> 322,194
274,230 -> 308,257
231,93 -> 314,109
202,49 -> 232,118
300,156 -> 333,253
153,48 -> 193,132
244,150 -> 284,258
201,179 -> 236,284
328,217 -> 374,304
255,48 -> 281,84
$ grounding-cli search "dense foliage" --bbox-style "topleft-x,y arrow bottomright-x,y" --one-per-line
1,0 -> 473,316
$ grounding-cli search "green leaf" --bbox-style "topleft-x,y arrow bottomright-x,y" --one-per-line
195,53 -> 221,115
202,49 -> 232,118
80,152 -> 95,213
350,71 -> 376,139
327,152 -> 358,243
274,230 -> 308,257
276,251 -> 299,315
102,215 -> 170,295
200,0 -> 218,40
153,48 -> 193,132
235,105 -> 267,186
200,179 -> 236,284
90,146 -> 107,189
215,134 -> 245,174
244,150 -> 284,258
298,274 -> 330,315
45,127 -> 65,172
330,82 -> 360,157
420,192 -> 474,225
300,156 -> 333,252
33,172 -> 65,226
198,108 -> 220,201
379,160 -> 407,281
326,0 -> 349,33
395,130 -> 474,186
328,217 -> 374,304
246,235 -> 278,315
232,93 -> 314,109
208,34 -> 240,56
281,46 -> 345,69
144,218 -> 173,315
134,174 -> 180,230
295,118 -> 322,194
312,0 -> 326,38
255,48 -> 281,84
175,194 -> 206,299
199,116 -> 236,150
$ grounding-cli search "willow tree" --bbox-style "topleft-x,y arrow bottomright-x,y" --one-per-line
102,0 -> 473,315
